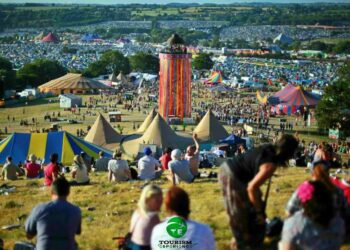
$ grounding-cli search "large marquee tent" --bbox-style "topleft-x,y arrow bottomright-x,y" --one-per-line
0,132 -> 112,165
270,85 -> 320,114
38,73 -> 110,95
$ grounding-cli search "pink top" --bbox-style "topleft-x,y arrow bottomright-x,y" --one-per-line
130,210 -> 160,246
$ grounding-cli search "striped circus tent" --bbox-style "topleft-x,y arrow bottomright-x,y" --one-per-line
271,85 -> 320,115
279,85 -> 320,107
0,132 -> 112,165
273,84 -> 295,98
38,73 -> 110,95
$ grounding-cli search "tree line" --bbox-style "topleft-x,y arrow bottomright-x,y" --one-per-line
1,3 -> 350,29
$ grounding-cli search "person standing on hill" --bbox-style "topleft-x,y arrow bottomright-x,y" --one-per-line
219,134 -> 298,250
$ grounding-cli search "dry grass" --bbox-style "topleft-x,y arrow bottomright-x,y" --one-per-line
1,168 -> 349,250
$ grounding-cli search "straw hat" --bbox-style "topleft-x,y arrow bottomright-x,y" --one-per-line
29,154 -> 37,162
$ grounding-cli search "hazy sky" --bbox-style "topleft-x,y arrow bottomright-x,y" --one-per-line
1,0 -> 350,4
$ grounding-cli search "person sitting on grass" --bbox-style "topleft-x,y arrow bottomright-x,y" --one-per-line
108,151 -> 131,182
138,147 -> 162,181
168,149 -> 195,185
286,160 -> 348,219
185,133 -> 200,177
94,151 -> 109,172
25,177 -> 82,250
151,186 -> 215,250
70,155 -> 90,186
279,181 -> 345,250
128,185 -> 163,250
331,170 -> 350,239
25,154 -> 42,179
1,156 -> 23,181
44,153 -> 62,187
159,147 -> 172,170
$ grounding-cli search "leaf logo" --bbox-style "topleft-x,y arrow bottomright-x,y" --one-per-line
166,217 -> 187,238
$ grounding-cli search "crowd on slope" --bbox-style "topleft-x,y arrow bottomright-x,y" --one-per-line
1,133 -> 350,250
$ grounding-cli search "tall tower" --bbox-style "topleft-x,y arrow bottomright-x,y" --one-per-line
159,34 -> 192,120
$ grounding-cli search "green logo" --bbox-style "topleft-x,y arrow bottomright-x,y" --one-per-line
166,217 -> 187,238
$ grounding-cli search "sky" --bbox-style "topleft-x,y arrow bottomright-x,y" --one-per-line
1,0 -> 350,4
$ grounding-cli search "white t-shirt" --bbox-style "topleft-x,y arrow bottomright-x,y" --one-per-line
151,216 -> 216,250
138,155 -> 161,180
72,164 -> 89,183
169,160 -> 194,184
108,159 -> 129,181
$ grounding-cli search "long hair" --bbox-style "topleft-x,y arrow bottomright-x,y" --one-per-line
312,163 -> 336,192
137,185 -> 162,216
302,181 -> 334,227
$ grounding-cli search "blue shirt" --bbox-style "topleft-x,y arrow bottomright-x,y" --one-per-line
25,199 -> 81,250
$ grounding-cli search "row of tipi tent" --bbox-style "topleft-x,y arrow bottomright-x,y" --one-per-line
84,109 -> 229,159
0,109 -> 229,164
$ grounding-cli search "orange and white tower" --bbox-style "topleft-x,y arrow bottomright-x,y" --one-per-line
158,34 -> 192,120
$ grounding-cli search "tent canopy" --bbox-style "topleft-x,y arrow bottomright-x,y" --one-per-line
81,34 -> 101,42
194,110 -> 229,142
42,32 -> 59,43
0,132 -> 112,165
137,108 -> 157,133
121,113 -> 192,159
205,71 -> 223,85
85,114 -> 123,150
273,33 -> 293,45
220,134 -> 246,145
276,85 -> 320,107
38,73 -> 111,94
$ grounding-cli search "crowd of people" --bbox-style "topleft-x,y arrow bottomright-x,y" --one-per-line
215,57 -> 340,88
0,40 -> 156,71
219,25 -> 350,42
1,132 -> 350,250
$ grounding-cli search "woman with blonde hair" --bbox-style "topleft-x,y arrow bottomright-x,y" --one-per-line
70,155 -> 90,186
128,185 -> 163,250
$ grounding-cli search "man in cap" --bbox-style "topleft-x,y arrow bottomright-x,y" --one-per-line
137,147 -> 162,180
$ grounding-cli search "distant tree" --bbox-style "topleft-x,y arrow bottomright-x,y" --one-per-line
100,50 -> 131,75
192,53 -> 214,71
84,50 -> 130,77
333,41 -> 350,54
16,59 -> 67,88
316,61 -> 350,135
83,60 -> 108,78
129,52 -> 159,73
210,36 -> 222,48
0,57 -> 16,98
